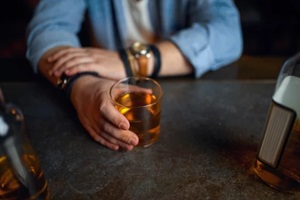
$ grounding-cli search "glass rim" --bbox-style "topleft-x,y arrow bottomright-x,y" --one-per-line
109,77 -> 163,109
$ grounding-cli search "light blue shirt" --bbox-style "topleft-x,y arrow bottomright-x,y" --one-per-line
26,0 -> 243,78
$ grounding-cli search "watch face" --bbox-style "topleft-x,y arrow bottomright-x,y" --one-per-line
131,42 -> 150,56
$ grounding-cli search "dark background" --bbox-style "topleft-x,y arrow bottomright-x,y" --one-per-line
1,0 -> 300,81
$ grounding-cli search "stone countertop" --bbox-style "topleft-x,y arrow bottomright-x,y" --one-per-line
1,79 -> 299,200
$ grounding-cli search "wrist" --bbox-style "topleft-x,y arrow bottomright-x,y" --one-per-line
70,74 -> 100,107
57,72 -> 100,101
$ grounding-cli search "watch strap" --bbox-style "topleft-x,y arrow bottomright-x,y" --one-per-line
136,54 -> 149,77
119,49 -> 133,77
149,45 -> 161,78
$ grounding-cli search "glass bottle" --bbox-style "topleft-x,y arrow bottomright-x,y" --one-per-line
254,53 -> 300,192
0,89 -> 49,199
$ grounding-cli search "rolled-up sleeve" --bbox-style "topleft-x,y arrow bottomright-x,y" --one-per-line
26,0 -> 86,73
169,0 -> 243,78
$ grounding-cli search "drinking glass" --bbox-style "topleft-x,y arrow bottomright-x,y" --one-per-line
109,77 -> 163,147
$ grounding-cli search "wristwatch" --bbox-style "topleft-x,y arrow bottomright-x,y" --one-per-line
129,42 -> 151,77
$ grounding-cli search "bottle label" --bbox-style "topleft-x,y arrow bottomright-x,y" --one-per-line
258,101 -> 295,168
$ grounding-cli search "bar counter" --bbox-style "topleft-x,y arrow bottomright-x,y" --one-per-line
1,79 -> 299,199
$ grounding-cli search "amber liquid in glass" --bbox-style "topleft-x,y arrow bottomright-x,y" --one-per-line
0,154 -> 49,199
115,92 -> 161,147
254,122 -> 300,192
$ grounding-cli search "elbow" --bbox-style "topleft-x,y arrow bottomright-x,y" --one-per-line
210,30 -> 243,71
223,29 -> 243,64
235,28 -> 243,59
231,36 -> 243,62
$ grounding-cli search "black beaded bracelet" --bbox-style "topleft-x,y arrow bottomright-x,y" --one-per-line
119,49 -> 133,77
149,45 -> 161,78
58,72 -> 100,100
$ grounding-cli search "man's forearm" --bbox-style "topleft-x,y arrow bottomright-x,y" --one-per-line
39,43 -> 193,83
156,41 -> 193,77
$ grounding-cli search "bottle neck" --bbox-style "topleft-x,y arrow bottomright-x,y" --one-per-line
273,75 -> 300,118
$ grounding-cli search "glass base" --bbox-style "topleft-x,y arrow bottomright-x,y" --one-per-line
137,136 -> 159,148
254,159 -> 300,192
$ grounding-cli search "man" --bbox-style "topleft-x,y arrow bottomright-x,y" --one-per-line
27,0 -> 242,151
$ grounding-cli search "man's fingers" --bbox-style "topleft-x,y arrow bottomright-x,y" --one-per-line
99,100 -> 129,130
99,100 -> 139,146
101,120 -> 138,146
48,47 -> 80,62
64,63 -> 98,76
101,131 -> 134,151
85,125 -> 120,151
48,49 -> 88,75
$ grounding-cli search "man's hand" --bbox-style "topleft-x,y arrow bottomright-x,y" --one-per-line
70,75 -> 139,151
47,47 -> 126,80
